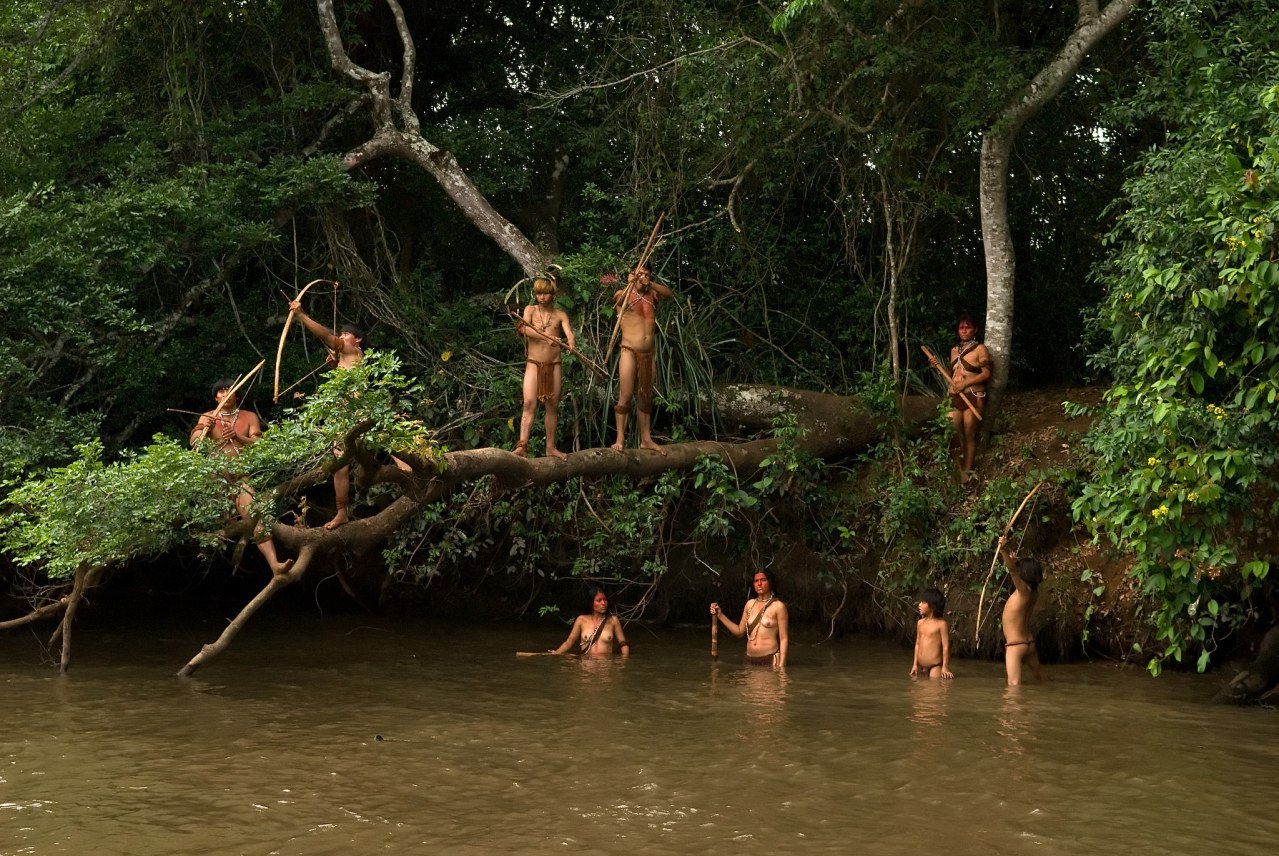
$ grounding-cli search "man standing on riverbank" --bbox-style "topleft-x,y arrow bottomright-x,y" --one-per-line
947,314 -> 991,481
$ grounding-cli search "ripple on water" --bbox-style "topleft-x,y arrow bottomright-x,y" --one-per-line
2,619 -> 1277,854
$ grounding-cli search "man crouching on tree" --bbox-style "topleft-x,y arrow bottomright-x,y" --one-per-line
610,262 -> 672,454
191,378 -> 293,576
514,274 -> 575,460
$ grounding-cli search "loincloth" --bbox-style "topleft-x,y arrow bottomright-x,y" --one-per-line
528,357 -> 561,403
744,651 -> 779,668
621,345 -> 656,412
950,389 -> 986,412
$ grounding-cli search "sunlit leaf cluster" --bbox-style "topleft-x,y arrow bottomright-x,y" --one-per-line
1077,6 -> 1279,673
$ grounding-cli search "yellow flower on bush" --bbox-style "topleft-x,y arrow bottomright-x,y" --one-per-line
1147,456 -> 1160,467
1151,505 -> 1170,519
441,350 -> 453,362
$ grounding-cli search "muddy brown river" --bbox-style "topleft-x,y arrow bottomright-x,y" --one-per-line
1,612 -> 1274,855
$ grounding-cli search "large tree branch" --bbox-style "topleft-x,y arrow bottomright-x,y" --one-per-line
979,0 -> 1139,430
185,390 -> 940,674
178,544 -> 320,677
315,0 -> 546,276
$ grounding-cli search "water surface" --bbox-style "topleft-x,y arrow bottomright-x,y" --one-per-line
1,614 -> 1273,855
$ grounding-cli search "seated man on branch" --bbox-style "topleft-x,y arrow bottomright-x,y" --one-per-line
190,378 -> 293,575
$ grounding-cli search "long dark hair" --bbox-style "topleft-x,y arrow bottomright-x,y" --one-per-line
920,587 -> 946,618
586,587 -> 612,614
1017,557 -> 1044,592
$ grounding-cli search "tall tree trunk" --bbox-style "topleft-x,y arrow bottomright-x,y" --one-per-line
315,0 -> 547,276
979,0 -> 1138,428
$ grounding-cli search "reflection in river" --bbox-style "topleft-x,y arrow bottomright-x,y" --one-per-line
1,613 -> 1277,855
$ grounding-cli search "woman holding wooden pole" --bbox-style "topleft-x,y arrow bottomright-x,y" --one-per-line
929,314 -> 992,481
710,570 -> 788,668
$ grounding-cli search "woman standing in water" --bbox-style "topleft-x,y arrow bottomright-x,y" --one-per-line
548,589 -> 631,658
711,570 -> 789,668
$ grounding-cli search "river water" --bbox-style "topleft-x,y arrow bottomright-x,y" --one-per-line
1,611 -> 1275,855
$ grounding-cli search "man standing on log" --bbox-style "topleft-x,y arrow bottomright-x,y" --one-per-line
514,274 -> 575,460
191,379 -> 293,575
289,299 -> 366,529
610,262 -> 672,454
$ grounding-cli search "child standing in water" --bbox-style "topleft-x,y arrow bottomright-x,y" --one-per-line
911,588 -> 954,679
998,535 -> 1045,685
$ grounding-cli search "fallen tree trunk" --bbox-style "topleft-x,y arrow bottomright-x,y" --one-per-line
4,389 -> 942,674
181,391 -> 941,674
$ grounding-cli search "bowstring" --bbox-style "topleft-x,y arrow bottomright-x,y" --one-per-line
281,280 -> 340,401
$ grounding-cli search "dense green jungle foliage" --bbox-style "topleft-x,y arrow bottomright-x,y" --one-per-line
1,0 -> 1276,674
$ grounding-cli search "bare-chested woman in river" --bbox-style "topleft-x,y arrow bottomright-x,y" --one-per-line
711,570 -> 789,668
548,589 -> 631,658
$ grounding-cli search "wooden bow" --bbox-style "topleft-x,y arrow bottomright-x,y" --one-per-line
603,212 -> 665,368
191,360 -> 267,446
921,344 -> 981,420
974,481 -> 1043,644
273,279 -> 337,402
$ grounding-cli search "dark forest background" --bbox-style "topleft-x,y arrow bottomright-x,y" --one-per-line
2,1 -> 1276,677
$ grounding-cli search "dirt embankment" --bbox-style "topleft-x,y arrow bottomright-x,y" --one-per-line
716,386 -> 1151,665
967,387 -> 1149,664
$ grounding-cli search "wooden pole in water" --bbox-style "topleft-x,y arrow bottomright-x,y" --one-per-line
711,614 -> 718,661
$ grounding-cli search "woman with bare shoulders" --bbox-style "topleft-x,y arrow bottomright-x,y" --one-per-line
548,589 -> 631,658
947,313 -> 992,480
710,570 -> 789,668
